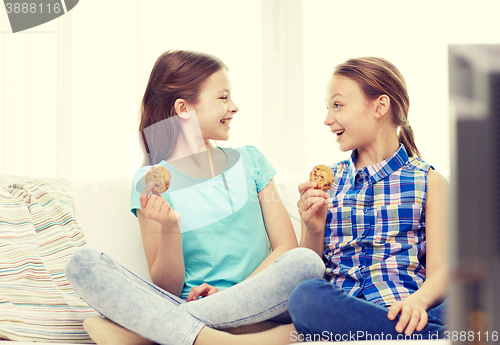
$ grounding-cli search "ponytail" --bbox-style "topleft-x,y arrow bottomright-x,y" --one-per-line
399,123 -> 421,159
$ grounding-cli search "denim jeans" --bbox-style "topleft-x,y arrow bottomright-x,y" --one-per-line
288,279 -> 447,342
65,247 -> 325,345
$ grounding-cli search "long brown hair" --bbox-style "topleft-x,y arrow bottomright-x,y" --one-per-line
139,50 -> 227,166
333,57 -> 421,158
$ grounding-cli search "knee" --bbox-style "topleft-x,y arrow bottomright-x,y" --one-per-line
65,247 -> 101,286
289,280 -> 355,336
284,247 -> 325,280
288,279 -> 327,328
288,279 -> 324,315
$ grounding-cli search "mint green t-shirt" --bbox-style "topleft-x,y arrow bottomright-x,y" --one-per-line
130,146 -> 276,299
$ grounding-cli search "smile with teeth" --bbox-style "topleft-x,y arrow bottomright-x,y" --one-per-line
220,118 -> 232,127
335,129 -> 345,136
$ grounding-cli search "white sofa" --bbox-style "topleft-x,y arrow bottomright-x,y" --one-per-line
0,173 -> 304,345
0,173 -> 303,284
0,173 -> 448,345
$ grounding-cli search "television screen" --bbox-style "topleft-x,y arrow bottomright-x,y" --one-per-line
449,44 -> 500,344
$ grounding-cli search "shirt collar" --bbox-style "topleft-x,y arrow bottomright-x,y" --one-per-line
348,144 -> 409,184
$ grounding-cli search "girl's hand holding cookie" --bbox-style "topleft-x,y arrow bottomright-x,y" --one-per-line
297,180 -> 329,235
145,165 -> 171,194
140,182 -> 180,230
309,164 -> 334,191
297,164 -> 334,234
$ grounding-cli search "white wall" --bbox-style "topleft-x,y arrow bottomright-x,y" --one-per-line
2,0 -> 500,181
1,0 -> 263,180
302,0 -> 500,178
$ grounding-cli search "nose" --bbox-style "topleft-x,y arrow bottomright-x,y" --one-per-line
324,108 -> 335,127
230,100 -> 239,114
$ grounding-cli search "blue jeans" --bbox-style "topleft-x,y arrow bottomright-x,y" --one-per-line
65,247 -> 325,345
288,279 -> 447,342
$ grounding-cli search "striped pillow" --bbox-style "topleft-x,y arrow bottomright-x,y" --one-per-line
0,179 -> 99,343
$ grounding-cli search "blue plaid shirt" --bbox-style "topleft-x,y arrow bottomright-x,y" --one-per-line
324,144 -> 433,307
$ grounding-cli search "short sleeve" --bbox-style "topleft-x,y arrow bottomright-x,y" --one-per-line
243,146 -> 276,192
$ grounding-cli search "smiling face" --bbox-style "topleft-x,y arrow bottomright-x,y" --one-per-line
189,68 -> 238,142
324,75 -> 379,152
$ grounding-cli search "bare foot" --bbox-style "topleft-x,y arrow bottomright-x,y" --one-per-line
83,316 -> 154,345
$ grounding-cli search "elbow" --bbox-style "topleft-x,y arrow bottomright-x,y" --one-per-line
150,270 -> 184,298
285,240 -> 298,251
273,241 -> 298,254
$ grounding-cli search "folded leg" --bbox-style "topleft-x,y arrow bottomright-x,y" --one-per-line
65,247 -> 203,345
288,279 -> 447,341
180,247 -> 325,329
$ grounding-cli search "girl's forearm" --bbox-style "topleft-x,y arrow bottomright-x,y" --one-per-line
300,231 -> 325,258
410,264 -> 448,310
150,227 -> 185,297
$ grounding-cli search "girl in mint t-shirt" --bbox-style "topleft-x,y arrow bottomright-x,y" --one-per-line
65,50 -> 324,345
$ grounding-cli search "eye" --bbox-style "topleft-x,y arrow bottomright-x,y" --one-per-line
334,102 -> 342,109
220,94 -> 228,101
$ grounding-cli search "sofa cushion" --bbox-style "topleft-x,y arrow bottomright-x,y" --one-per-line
0,179 -> 99,343
68,179 -> 151,282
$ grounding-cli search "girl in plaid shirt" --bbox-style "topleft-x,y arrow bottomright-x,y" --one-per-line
192,57 -> 448,344
193,57 -> 448,344
291,57 -> 448,340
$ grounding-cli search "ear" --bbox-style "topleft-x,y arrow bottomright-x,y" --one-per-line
174,99 -> 190,119
373,95 -> 390,119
